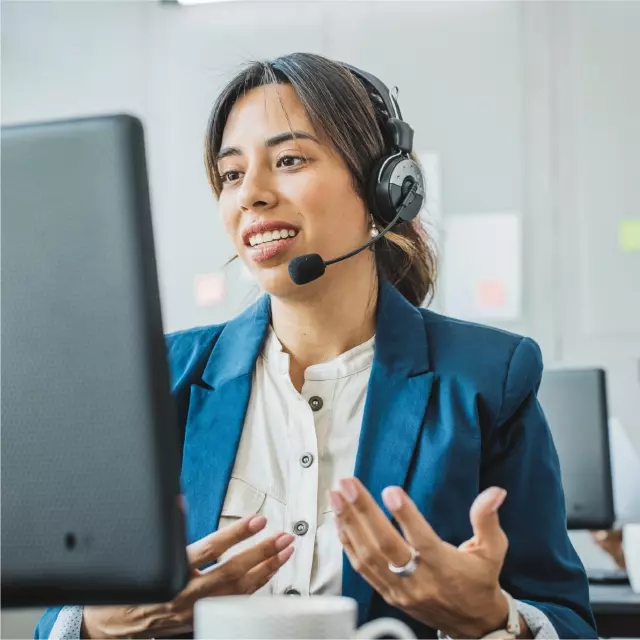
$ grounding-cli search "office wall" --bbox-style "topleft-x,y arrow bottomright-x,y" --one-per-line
2,2 -> 639,637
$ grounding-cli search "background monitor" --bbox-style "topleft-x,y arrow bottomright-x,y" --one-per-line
538,368 -> 615,530
1,114 -> 189,607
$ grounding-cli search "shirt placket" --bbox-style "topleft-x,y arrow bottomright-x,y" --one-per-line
276,377 -> 331,596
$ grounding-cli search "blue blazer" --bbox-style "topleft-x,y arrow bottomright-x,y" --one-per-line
35,279 -> 596,639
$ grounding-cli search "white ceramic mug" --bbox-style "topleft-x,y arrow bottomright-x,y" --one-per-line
624,523 -> 640,594
194,595 -> 416,639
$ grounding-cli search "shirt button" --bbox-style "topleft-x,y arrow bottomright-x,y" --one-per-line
299,453 -> 314,468
309,396 -> 323,411
293,520 -> 309,536
284,588 -> 301,595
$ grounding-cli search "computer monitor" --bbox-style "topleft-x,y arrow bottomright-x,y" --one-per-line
538,368 -> 615,530
1,115 -> 189,607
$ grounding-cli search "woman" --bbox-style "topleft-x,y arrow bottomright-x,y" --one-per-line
36,53 -> 596,639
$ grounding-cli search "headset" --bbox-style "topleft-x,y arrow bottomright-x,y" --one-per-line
341,62 -> 425,228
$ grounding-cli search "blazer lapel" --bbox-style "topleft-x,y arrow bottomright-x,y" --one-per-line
180,294 -> 271,545
343,279 -> 435,623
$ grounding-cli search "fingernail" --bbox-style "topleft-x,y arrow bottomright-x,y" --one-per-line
330,491 -> 344,515
340,478 -> 358,503
248,515 -> 267,533
382,486 -> 405,511
489,488 -> 507,512
278,545 -> 295,562
275,533 -> 295,551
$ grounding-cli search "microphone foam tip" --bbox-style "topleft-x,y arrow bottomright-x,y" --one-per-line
288,254 -> 325,285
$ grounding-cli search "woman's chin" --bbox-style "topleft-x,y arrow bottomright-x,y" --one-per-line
249,262 -> 301,299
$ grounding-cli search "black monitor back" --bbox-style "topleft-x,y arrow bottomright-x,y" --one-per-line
538,368 -> 615,530
1,114 -> 189,607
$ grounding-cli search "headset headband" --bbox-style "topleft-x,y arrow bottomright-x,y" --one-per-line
340,62 -> 414,154
339,62 -> 403,122
270,58 -> 414,154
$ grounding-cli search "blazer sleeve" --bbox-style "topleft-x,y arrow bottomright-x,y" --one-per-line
34,606 -> 64,639
480,337 -> 597,639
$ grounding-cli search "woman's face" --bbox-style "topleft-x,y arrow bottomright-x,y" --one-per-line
217,83 -> 370,298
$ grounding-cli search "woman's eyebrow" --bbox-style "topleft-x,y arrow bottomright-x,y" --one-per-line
217,130 -> 319,162
264,130 -> 319,147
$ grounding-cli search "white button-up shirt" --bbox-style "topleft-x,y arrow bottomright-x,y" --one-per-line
216,326 -> 375,596
51,328 -> 556,638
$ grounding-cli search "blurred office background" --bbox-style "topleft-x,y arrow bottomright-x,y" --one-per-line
2,0 -> 639,636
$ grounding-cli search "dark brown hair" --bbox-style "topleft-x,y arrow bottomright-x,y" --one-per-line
204,52 -> 437,306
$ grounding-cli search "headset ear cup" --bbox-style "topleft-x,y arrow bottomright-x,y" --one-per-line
367,155 -> 402,225
368,155 -> 425,226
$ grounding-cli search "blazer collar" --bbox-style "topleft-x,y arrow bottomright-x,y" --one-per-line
201,293 -> 272,389
372,277 -> 431,376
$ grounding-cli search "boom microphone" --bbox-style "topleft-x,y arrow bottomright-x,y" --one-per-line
288,181 -> 419,286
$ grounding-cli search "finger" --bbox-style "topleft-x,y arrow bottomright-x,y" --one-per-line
214,532 -> 295,583
381,486 -> 441,552
336,520 -> 402,604
187,515 -> 267,569
331,492 -> 407,598
181,533 -> 294,602
331,490 -> 380,557
332,482 -> 411,571
237,544 -> 295,593
469,487 -> 508,561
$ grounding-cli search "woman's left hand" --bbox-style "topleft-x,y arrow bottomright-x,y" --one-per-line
331,478 -> 522,639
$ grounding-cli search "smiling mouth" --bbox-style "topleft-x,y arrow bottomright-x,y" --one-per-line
245,228 -> 299,264
246,228 -> 299,247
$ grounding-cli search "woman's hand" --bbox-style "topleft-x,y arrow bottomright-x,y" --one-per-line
82,515 -> 294,639
331,478 -> 526,639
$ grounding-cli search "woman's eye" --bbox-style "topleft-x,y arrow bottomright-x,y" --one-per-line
277,155 -> 306,168
220,170 -> 241,184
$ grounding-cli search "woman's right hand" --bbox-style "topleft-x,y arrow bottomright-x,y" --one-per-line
81,515 -> 294,639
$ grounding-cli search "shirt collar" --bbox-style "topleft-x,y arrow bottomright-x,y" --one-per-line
262,325 -> 375,381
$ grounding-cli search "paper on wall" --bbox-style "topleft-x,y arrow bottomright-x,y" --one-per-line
442,212 -> 522,321
619,219 -> 640,253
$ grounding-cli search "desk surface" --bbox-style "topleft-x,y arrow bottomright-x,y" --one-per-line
590,583 -> 640,614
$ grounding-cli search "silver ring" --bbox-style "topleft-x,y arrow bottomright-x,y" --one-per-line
388,545 -> 420,577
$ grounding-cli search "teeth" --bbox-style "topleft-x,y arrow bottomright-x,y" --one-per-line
248,228 -> 297,246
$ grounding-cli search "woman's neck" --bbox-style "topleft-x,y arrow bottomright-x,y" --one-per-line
270,258 -> 378,392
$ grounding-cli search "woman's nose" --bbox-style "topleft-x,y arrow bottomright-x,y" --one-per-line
237,169 -> 277,212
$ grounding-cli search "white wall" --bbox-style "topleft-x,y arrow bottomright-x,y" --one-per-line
2,2 -> 639,637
